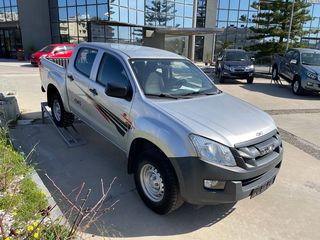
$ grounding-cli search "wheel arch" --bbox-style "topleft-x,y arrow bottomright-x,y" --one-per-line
47,84 -> 59,107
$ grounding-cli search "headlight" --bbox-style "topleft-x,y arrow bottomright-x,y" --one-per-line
224,65 -> 231,71
189,134 -> 236,166
306,71 -> 317,80
245,65 -> 254,71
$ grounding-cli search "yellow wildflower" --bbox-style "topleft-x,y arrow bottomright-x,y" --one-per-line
37,228 -> 40,232
16,230 -> 21,235
33,222 -> 38,227
9,193 -> 13,197
41,191 -> 46,196
33,232 -> 39,238
5,237 -> 11,240
12,212 -> 17,216
27,225 -> 34,231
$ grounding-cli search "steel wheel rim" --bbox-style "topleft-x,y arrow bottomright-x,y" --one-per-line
293,80 -> 299,93
140,163 -> 164,202
53,99 -> 62,122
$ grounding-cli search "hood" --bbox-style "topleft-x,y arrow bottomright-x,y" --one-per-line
31,52 -> 47,59
303,64 -> 320,74
224,61 -> 252,67
154,93 -> 276,147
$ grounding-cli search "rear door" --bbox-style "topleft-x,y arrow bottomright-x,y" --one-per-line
287,51 -> 300,81
87,52 -> 134,150
67,47 -> 98,124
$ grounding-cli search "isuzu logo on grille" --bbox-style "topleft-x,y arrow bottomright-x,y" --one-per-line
260,144 -> 275,155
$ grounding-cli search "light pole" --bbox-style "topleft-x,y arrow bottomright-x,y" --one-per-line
286,0 -> 295,51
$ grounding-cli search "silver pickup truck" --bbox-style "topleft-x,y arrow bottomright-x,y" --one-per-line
40,43 -> 283,214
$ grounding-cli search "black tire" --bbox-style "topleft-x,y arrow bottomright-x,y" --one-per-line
272,66 -> 279,80
134,149 -> 183,214
247,77 -> 254,84
51,92 -> 74,127
292,77 -> 303,95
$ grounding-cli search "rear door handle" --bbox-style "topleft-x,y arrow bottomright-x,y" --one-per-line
67,74 -> 74,81
89,88 -> 98,96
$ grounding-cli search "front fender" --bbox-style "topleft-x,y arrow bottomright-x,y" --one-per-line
126,116 -> 197,159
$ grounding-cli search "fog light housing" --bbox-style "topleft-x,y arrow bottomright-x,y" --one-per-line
204,180 -> 226,190
307,82 -> 314,86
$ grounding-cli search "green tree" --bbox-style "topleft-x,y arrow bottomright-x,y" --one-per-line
145,0 -> 176,27
240,0 -> 318,56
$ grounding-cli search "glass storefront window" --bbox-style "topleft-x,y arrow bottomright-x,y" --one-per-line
110,5 -> 119,21
120,7 -> 128,22
87,5 -> 98,20
129,10 -> 137,24
98,4 -> 108,20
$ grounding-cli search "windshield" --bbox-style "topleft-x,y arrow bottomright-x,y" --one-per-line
130,59 -> 219,97
225,52 -> 249,61
39,45 -> 55,53
301,52 -> 320,66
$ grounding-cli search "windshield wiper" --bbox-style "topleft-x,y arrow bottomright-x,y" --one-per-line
181,89 -> 222,96
145,93 -> 186,99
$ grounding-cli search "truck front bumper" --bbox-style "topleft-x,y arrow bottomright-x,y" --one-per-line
222,70 -> 254,79
301,79 -> 320,92
170,150 -> 282,205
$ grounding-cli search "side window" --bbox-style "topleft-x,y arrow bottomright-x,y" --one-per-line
292,52 -> 299,62
65,45 -> 74,50
55,47 -> 65,53
97,53 -> 130,88
74,48 -> 98,77
285,50 -> 294,60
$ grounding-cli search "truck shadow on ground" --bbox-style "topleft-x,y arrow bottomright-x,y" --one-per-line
9,121 -> 236,238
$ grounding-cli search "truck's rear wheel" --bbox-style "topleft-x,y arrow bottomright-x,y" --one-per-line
51,92 -> 74,127
134,149 -> 183,214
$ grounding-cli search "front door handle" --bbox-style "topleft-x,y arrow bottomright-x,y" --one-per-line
67,74 -> 74,81
89,88 -> 98,96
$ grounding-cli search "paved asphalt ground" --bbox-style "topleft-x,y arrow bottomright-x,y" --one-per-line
1,60 -> 320,240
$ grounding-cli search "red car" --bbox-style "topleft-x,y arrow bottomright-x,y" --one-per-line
30,44 -> 76,66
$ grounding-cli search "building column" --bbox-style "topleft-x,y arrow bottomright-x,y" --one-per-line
203,0 -> 218,61
188,0 -> 198,61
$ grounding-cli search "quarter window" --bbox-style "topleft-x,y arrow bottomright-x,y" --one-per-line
97,53 -> 130,88
74,48 -> 98,77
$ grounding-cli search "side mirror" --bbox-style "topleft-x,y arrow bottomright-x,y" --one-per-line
251,57 -> 255,62
53,50 -> 58,55
217,57 -> 223,61
105,82 -> 132,101
290,59 -> 298,65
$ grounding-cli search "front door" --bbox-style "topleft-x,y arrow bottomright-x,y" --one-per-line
87,52 -> 133,150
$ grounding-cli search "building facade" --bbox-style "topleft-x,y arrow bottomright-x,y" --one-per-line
0,0 -> 320,60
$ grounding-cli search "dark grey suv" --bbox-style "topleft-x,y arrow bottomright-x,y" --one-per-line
215,49 -> 255,84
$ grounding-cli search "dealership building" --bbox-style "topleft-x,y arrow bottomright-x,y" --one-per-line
0,0 -> 320,60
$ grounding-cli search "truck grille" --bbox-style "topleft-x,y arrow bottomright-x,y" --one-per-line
235,133 -> 282,168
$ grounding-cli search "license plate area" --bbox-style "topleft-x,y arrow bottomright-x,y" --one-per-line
250,177 -> 276,199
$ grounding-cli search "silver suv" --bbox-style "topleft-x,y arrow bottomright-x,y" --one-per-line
40,43 -> 283,214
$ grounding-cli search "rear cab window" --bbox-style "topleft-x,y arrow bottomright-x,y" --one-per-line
74,48 -> 98,77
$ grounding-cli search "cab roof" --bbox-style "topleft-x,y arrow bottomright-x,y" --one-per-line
80,42 -> 186,59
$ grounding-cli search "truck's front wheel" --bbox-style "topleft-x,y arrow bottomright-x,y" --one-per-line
134,150 -> 183,214
51,92 -> 74,127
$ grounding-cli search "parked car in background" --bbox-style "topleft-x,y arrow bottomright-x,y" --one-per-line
272,48 -> 320,95
40,43 -> 282,214
30,44 -> 76,66
215,49 -> 255,84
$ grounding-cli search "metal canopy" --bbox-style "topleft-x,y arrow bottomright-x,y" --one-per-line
154,27 -> 223,36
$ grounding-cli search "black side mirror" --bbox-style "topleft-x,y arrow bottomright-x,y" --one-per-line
105,82 -> 132,101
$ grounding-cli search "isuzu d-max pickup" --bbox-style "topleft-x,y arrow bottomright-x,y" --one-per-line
40,43 -> 283,214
